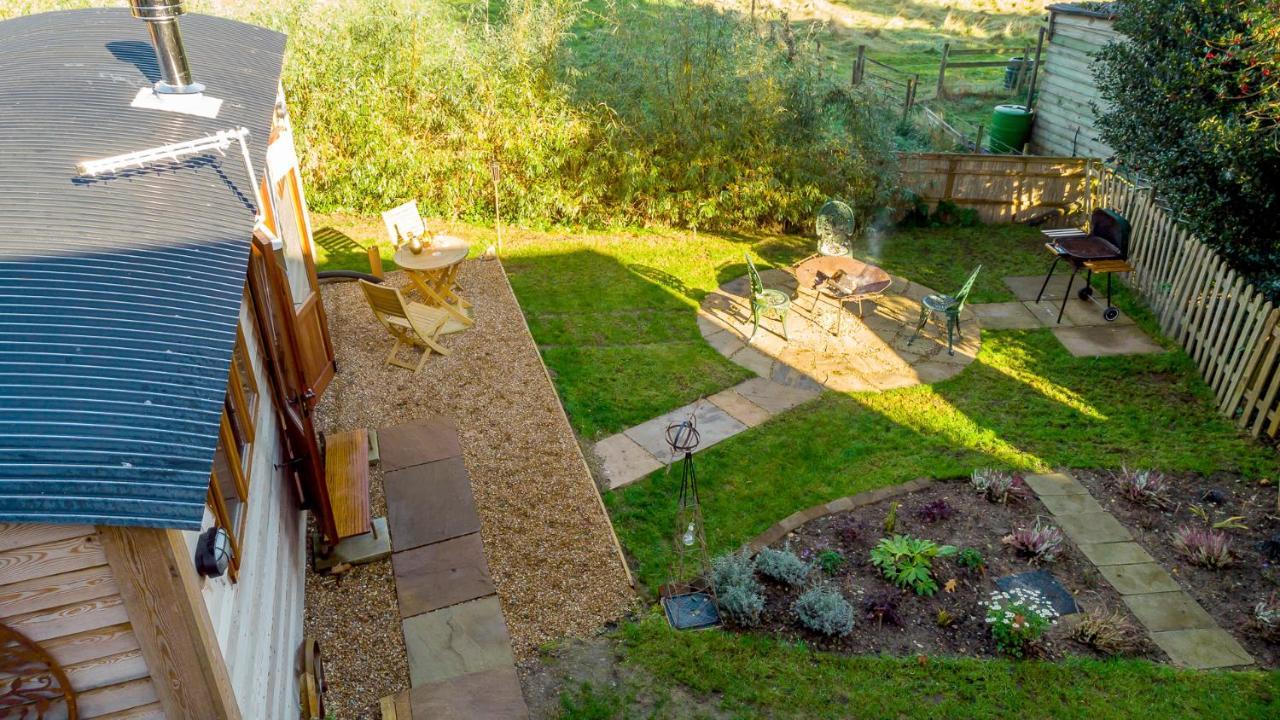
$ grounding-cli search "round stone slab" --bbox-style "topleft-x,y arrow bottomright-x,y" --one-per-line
699,269 -> 981,393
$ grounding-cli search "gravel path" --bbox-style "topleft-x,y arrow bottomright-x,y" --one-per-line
313,259 -> 635,662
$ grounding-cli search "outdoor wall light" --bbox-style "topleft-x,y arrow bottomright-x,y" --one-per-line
195,527 -> 233,578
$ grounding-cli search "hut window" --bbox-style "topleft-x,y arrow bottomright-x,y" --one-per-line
206,330 -> 260,580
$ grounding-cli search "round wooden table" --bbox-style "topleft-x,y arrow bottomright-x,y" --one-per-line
393,235 -> 473,325
793,255 -> 892,336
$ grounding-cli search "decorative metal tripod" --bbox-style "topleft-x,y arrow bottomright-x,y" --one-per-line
660,413 -> 720,630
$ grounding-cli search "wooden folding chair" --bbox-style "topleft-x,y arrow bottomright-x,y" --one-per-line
359,280 -> 466,373
381,200 -> 426,246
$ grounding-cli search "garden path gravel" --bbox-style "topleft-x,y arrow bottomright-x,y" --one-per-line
313,259 -> 635,661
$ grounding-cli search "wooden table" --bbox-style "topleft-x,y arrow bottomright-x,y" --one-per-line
793,256 -> 892,336
393,235 -> 473,326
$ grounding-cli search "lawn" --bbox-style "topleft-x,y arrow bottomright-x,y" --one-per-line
554,612 -> 1280,719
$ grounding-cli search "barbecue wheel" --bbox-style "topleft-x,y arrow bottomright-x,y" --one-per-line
1104,307 -> 1119,322
1077,286 -> 1093,301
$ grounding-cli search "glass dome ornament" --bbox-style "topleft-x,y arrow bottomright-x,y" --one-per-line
815,199 -> 857,256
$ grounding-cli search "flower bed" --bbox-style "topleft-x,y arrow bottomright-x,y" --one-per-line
1075,469 -> 1280,667
715,479 -> 1157,661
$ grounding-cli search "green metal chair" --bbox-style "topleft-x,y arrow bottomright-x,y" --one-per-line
909,265 -> 982,356
745,253 -> 790,342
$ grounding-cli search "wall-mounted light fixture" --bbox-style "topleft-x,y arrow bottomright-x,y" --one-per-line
195,527 -> 233,578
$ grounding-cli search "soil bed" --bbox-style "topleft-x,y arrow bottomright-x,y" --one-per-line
747,482 -> 1158,661
1075,470 -> 1280,667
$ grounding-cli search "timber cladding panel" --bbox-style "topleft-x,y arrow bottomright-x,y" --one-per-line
0,523 -> 163,718
1029,7 -> 1119,159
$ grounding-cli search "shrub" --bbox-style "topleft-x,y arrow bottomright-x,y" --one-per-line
792,586 -> 855,637
816,549 -> 846,576
756,546 -> 811,586
914,499 -> 954,524
1115,467 -> 1168,507
970,469 -> 1029,504
1172,525 -> 1233,568
861,591 -> 903,627
984,587 -> 1058,657
869,535 -> 957,596
710,550 -> 763,626
956,547 -> 986,574
1094,0 -> 1280,294
1253,593 -> 1280,640
1070,610 -> 1145,656
1005,519 -> 1064,563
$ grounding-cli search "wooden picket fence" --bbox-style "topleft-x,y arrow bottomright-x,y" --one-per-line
1089,165 -> 1280,438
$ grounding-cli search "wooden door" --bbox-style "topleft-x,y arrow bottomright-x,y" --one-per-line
246,232 -> 336,542
263,141 -> 335,408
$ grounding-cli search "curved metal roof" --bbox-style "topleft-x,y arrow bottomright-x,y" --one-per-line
0,9 -> 285,529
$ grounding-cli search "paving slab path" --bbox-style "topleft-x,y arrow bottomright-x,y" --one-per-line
1025,471 -> 1254,669
380,418 -> 530,719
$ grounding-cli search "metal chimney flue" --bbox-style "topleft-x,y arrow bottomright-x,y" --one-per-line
129,0 -> 204,95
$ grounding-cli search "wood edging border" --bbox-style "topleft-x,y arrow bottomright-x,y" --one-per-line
495,259 -> 636,589
745,478 -> 936,553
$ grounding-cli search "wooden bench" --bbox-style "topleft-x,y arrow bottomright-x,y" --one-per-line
323,429 -> 371,541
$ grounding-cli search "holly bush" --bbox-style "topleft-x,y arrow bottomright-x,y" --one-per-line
1094,0 -> 1280,295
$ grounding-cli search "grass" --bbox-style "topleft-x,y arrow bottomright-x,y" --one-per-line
563,612 -> 1280,720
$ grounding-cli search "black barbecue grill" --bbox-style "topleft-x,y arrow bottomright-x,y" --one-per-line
1035,208 -> 1132,324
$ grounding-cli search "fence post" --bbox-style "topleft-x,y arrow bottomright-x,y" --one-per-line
1025,27 -> 1046,109
974,124 -> 985,153
936,42 -> 950,97
909,73 -> 920,111
853,45 -> 865,85
902,76 -> 916,120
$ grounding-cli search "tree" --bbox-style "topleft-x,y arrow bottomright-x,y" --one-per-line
1094,0 -> 1280,295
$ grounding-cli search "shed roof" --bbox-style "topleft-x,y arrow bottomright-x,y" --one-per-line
0,9 -> 285,530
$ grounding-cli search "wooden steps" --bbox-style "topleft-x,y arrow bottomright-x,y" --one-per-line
323,429 -> 371,540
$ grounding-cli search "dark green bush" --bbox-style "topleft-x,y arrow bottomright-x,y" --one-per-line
1095,0 -> 1280,295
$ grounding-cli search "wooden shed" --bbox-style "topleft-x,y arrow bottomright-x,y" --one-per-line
0,5 -> 353,718
1028,3 -> 1120,159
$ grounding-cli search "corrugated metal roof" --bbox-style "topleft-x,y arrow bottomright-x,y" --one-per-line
0,9 -> 285,529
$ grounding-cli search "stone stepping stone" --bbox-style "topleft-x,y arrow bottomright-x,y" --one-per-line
1052,325 -> 1164,357
593,433 -> 663,490
707,387 -> 772,428
1059,298 -> 1135,327
995,569 -> 1079,616
1054,511 -> 1133,544
1023,472 -> 1088,496
379,417 -> 463,472
623,400 -> 747,464
393,532 -> 495,618
1036,492 -> 1105,516
403,596 -> 515,685
401,667 -> 529,719
734,376 -> 820,415
385,456 -> 480,552
1004,274 -> 1074,302
1150,628 -> 1254,669
1076,541 -> 1155,567
970,301 -> 1042,330
1097,562 -> 1180,595
1123,591 -> 1216,632
1022,299 -> 1077,327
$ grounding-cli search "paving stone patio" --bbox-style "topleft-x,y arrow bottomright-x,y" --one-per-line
380,418 -> 529,718
1003,274 -> 1162,357
699,269 -> 981,394
1024,471 -> 1253,669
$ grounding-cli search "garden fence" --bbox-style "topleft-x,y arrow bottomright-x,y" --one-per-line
899,152 -> 1280,439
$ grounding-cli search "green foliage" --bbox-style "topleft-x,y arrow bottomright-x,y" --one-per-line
791,586 -> 855,637
755,546 -> 811,586
956,547 -> 986,573
710,550 -> 764,626
883,501 -> 900,533
816,549 -> 846,576
984,587 -> 1058,657
869,535 -> 957,596
286,0 -> 897,230
1095,0 -> 1280,295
